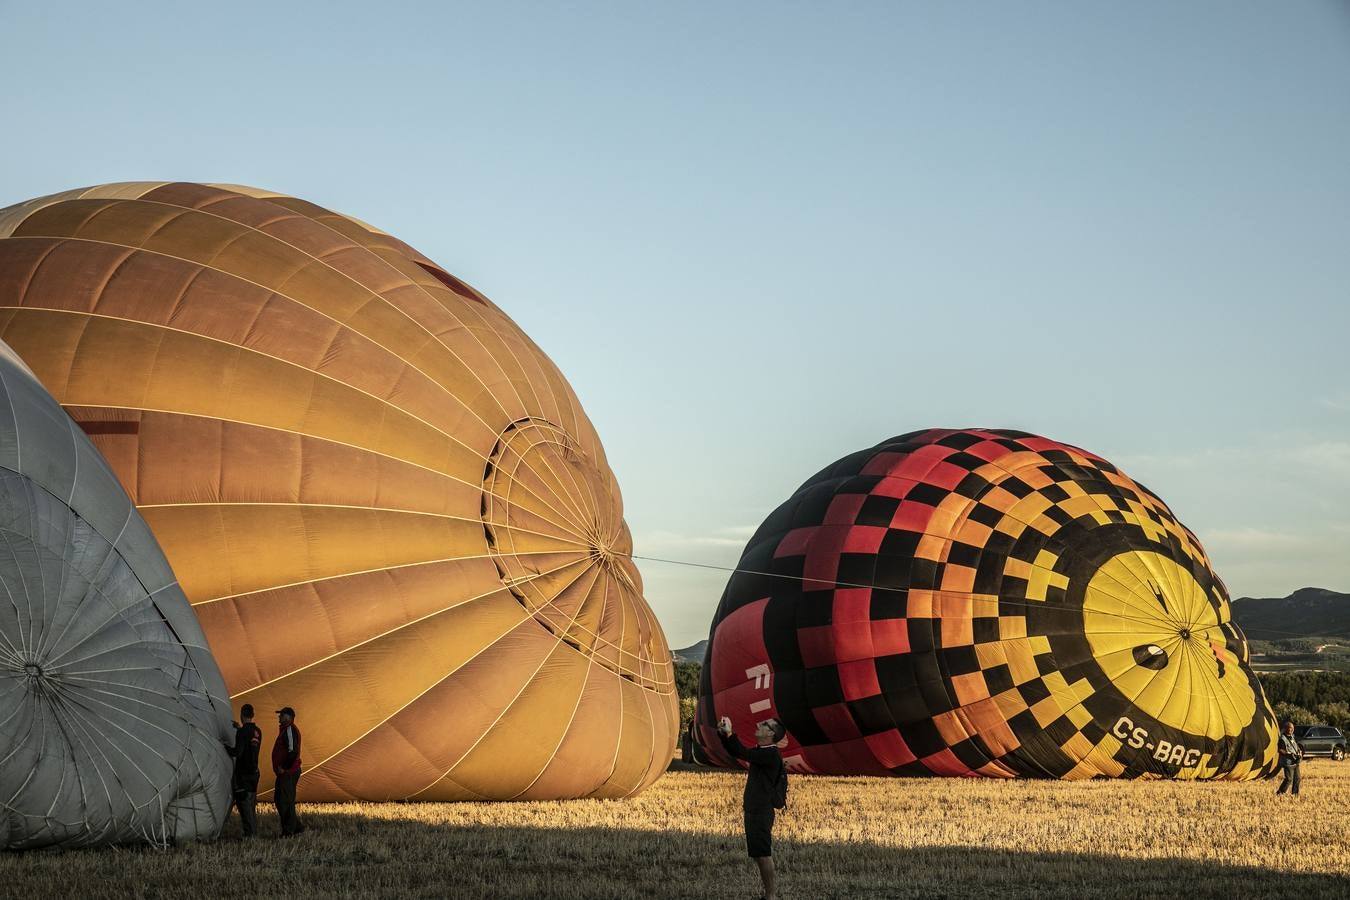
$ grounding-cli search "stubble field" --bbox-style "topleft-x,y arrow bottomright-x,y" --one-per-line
2,761 -> 1347,900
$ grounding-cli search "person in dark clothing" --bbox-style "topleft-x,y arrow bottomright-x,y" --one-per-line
1276,719 -> 1303,796
718,715 -> 786,900
272,707 -> 305,836
224,703 -> 263,837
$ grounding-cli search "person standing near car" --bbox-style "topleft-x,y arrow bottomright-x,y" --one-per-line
1276,719 -> 1302,796
272,706 -> 306,836
717,715 -> 787,900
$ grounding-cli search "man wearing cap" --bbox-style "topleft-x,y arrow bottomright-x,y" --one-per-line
272,707 -> 305,837
224,703 -> 263,837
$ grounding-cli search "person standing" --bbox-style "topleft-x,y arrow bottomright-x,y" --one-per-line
225,704 -> 263,836
272,707 -> 306,836
1276,719 -> 1303,796
717,715 -> 787,900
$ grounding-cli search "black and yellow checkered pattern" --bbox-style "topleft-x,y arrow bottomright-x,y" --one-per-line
697,429 -> 1278,780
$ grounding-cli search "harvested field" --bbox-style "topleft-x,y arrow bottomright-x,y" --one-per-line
3,761 -> 1347,899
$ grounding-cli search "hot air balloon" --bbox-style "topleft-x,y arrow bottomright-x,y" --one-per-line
0,183 -> 675,801
695,429 -> 1277,780
0,339 -> 231,848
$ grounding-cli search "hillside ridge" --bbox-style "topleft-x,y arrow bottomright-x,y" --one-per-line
1232,587 -> 1350,641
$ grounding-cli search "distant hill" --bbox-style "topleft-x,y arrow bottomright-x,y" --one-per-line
1232,587 -> 1350,641
673,640 -> 708,663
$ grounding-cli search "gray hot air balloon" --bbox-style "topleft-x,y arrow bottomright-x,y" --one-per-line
0,341 -> 232,848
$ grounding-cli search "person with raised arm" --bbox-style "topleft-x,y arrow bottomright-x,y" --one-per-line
224,704 -> 263,837
718,715 -> 788,900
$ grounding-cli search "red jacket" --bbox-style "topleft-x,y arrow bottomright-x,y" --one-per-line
273,722 -> 302,775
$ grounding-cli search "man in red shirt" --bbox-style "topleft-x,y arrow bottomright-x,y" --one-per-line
272,706 -> 305,837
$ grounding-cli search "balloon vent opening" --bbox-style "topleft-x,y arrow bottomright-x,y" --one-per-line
16,656 -> 54,691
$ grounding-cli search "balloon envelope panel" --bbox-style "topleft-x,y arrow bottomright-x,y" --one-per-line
0,183 -> 676,801
695,429 -> 1277,780
0,341 -> 232,848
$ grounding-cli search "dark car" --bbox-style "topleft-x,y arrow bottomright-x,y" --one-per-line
1293,725 -> 1347,760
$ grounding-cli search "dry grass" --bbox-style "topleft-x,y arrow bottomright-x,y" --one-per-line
3,762 -> 1347,899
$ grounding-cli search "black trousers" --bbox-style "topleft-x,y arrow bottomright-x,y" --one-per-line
232,788 -> 258,836
744,808 -> 775,858
274,770 -> 303,835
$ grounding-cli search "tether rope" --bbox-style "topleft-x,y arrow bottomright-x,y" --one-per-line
624,553 -> 1338,642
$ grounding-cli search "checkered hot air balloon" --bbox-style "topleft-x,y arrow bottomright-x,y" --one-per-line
0,183 -> 676,802
694,429 -> 1278,780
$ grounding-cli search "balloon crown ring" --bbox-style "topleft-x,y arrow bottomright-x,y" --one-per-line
19,659 -> 48,685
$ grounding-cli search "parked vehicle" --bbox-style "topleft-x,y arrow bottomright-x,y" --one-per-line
1293,725 -> 1347,760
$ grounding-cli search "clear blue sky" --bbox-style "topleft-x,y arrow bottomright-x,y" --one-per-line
2,1 -> 1347,647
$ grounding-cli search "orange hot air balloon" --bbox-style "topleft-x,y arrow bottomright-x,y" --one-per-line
0,182 -> 676,801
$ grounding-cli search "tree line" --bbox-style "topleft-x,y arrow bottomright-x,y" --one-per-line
1259,671 -> 1350,730
675,660 -> 700,735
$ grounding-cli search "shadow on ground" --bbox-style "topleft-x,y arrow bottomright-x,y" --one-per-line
1,807 -> 1344,900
